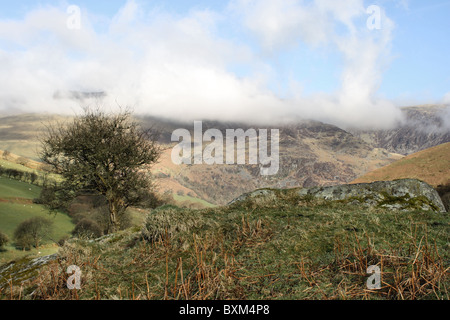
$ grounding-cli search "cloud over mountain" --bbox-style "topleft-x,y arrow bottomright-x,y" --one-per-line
0,0 -> 404,129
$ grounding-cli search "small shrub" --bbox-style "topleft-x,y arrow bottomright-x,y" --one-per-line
141,207 -> 216,242
57,235 -> 70,246
13,217 -> 53,249
72,218 -> 103,239
441,193 -> 450,212
0,231 -> 9,250
17,156 -> 29,166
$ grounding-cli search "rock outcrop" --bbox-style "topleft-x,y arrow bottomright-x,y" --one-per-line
350,105 -> 450,156
0,254 -> 58,292
229,179 -> 447,213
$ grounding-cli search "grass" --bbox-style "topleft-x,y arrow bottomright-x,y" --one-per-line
353,142 -> 450,187
0,143 -> 41,161
126,208 -> 149,228
173,194 -> 216,208
0,178 -> 75,264
0,158 -> 61,185
0,159 -> 36,174
0,178 -> 41,199
2,193 -> 448,300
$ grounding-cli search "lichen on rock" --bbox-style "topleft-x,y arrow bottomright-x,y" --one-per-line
230,179 -> 447,213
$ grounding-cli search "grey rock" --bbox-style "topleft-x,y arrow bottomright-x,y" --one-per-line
228,188 -> 277,206
298,179 -> 446,212
0,253 -> 59,290
229,179 -> 447,213
28,253 -> 58,267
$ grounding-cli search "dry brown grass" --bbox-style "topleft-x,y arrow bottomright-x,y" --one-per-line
352,142 -> 450,188
1,202 -> 448,301
299,226 -> 449,300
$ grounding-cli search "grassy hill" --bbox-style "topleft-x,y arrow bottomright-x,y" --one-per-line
0,151 -> 61,186
0,113 -> 71,161
1,192 -> 448,300
352,142 -> 450,187
0,178 -> 75,263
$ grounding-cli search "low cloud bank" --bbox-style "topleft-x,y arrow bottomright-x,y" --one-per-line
0,1 -> 413,129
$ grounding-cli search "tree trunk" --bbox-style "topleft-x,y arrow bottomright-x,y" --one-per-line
108,199 -> 122,233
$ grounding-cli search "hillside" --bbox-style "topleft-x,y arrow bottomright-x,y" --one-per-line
1,186 -> 448,300
1,105 -> 448,205
0,113 -> 70,160
0,150 -> 46,172
0,113 -> 403,206
0,178 -> 75,263
352,142 -> 450,187
142,117 -> 404,205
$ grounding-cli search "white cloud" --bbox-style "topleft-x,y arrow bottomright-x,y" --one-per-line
228,0 -> 332,50
443,92 -> 450,104
0,0 -> 404,129
230,0 -> 403,128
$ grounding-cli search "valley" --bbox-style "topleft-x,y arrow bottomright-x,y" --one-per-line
0,105 -> 449,206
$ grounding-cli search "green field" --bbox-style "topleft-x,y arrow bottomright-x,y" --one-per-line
173,193 -> 216,208
0,178 -> 74,263
1,158 -> 61,184
0,159 -> 36,174
0,178 -> 41,199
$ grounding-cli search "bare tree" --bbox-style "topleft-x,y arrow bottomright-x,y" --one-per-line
40,107 -> 162,233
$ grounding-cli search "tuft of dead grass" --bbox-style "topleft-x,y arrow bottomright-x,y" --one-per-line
299,225 -> 449,300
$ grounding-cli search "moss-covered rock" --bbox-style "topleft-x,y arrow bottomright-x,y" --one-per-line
230,179 -> 446,213
0,253 -> 58,295
227,188 -> 279,206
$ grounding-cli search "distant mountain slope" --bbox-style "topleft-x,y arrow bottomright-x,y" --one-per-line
0,113 -> 70,160
352,142 -> 450,187
148,119 -> 403,204
350,105 -> 450,155
1,105 -> 448,205
0,149 -> 44,170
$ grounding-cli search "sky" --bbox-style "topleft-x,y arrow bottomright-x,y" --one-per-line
0,0 -> 449,129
